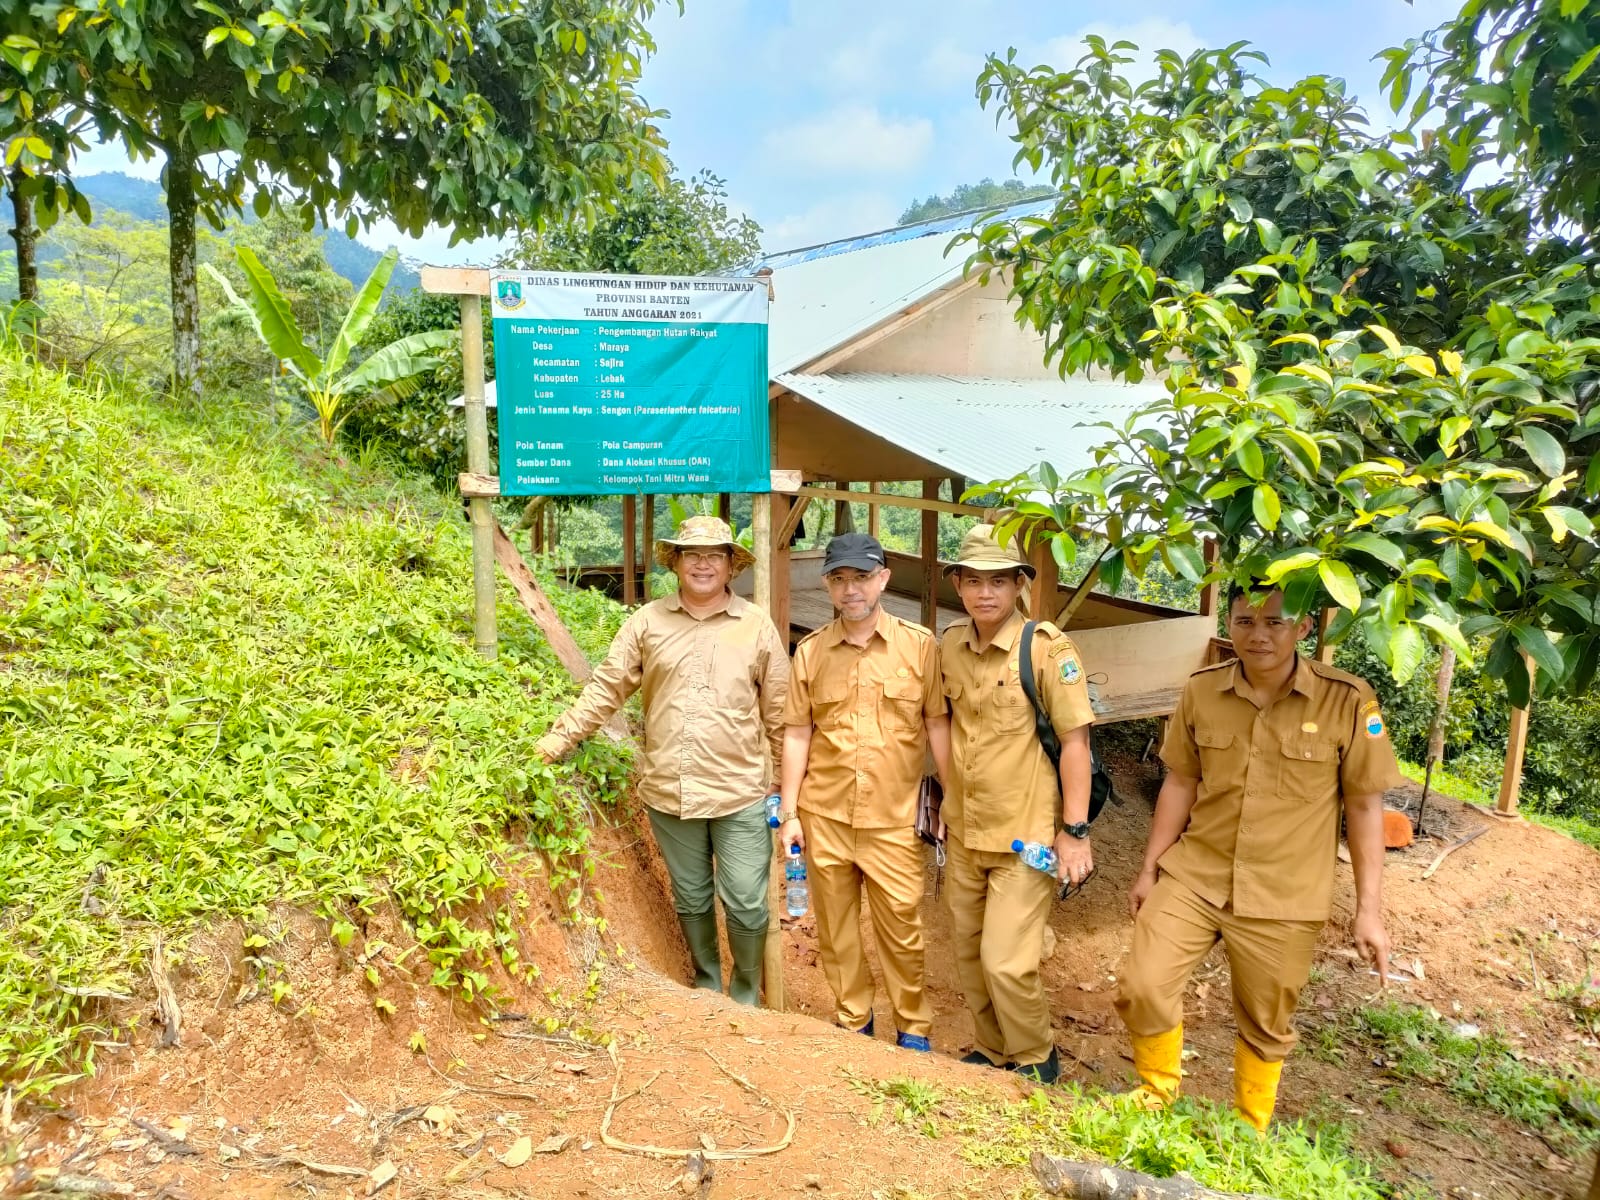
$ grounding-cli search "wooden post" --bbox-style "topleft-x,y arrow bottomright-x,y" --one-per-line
834,481 -> 853,535
460,295 -> 497,660
770,494 -> 793,645
1314,608 -> 1337,663
718,492 -> 731,522
1496,651 -> 1535,817
751,495 -> 785,1013
867,482 -> 880,539
1027,524 -> 1059,621
621,495 -> 638,606
640,494 -> 654,601
920,479 -> 940,629
1198,537 -> 1220,620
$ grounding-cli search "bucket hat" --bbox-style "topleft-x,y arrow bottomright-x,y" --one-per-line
942,524 -> 1036,579
653,514 -> 755,574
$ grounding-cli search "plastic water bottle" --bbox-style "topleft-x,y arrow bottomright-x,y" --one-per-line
763,793 -> 783,829
1012,839 -> 1057,875
784,848 -> 809,917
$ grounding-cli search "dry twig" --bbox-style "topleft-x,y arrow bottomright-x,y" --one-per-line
598,1044 -> 795,1160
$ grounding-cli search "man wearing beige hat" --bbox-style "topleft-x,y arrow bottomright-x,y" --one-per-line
776,532 -> 949,1052
940,523 -> 1095,1084
535,514 -> 789,1006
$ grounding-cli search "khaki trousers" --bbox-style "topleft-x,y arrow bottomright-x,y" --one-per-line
1114,873 -> 1321,1061
945,834 -> 1056,1066
800,811 -> 933,1038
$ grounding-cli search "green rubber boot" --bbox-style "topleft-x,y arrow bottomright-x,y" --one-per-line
726,926 -> 768,1007
678,912 -> 723,992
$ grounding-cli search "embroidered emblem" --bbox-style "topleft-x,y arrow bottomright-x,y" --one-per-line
1060,657 -> 1082,685
1301,721 -> 1319,734
1363,702 -> 1386,739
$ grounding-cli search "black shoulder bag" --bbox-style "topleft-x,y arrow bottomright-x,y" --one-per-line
1017,620 -> 1115,824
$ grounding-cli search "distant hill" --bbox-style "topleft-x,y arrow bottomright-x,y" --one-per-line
74,173 -> 423,293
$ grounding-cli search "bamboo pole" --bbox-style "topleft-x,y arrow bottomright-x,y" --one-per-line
460,295 -> 497,660
752,496 -> 785,1013
1496,651 -> 1535,817
920,479 -> 939,629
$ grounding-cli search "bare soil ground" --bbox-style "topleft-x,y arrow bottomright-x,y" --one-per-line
8,752 -> 1600,1200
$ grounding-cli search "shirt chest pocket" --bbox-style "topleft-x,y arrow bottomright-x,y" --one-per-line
881,677 -> 923,733
1195,726 -> 1235,773
813,683 -> 850,729
992,683 -> 1035,732
1279,736 -> 1339,800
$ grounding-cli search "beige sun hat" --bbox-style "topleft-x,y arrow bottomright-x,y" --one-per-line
653,514 -> 755,574
942,523 -> 1036,579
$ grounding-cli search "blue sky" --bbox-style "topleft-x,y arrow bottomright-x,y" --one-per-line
77,0 -> 1464,263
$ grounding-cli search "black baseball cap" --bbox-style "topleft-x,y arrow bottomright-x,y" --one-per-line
823,532 -> 887,573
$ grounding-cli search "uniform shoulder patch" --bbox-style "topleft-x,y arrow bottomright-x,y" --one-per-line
1360,698 -> 1388,739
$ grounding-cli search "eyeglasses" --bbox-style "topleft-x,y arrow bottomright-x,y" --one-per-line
1056,866 -> 1097,903
679,550 -> 730,566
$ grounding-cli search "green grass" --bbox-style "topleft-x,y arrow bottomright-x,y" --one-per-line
1353,1002 -> 1600,1147
859,1076 -> 1392,1200
1398,759 -> 1600,850
0,349 -> 631,1098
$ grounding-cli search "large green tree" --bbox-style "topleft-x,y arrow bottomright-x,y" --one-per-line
898,176 -> 1053,226
23,0 -> 671,400
968,36 -> 1599,704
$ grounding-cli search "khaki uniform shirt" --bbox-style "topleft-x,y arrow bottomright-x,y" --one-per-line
941,612 -> 1096,853
783,608 -> 944,829
1159,656 -> 1402,921
539,591 -> 789,819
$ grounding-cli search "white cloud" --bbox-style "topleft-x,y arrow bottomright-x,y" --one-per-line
822,27 -> 900,92
763,191 -> 902,252
922,40 -> 985,90
765,105 -> 934,175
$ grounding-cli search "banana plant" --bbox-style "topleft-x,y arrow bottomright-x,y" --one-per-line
204,245 -> 455,444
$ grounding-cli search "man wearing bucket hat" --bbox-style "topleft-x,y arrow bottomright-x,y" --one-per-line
939,523 -> 1095,1084
535,514 -> 789,1006
776,532 -> 950,1051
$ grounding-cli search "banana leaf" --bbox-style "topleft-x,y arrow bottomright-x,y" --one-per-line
341,330 -> 456,392
324,248 -> 399,380
232,246 -> 322,380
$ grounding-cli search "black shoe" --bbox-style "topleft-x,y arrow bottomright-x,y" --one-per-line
961,1049 -> 1012,1069
1011,1048 -> 1061,1085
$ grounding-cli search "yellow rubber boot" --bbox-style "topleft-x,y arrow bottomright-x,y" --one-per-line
1128,1025 -> 1184,1110
1233,1039 -> 1284,1134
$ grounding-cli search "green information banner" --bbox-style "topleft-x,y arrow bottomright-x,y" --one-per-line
489,270 -> 770,495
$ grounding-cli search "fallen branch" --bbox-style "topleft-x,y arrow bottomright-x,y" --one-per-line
128,1117 -> 198,1157
148,934 -> 181,1048
1030,1153 -> 1279,1199
252,1154 -> 368,1178
1421,826 -> 1488,880
16,1173 -> 135,1197
598,1045 -> 795,1160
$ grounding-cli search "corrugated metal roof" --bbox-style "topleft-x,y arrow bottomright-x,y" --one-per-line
773,371 -> 1167,484
760,198 -> 1055,377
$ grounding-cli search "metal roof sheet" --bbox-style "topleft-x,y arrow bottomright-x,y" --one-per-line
773,371 -> 1168,484
760,198 -> 1055,377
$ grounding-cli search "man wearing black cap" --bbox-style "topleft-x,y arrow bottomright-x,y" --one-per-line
777,533 -> 950,1051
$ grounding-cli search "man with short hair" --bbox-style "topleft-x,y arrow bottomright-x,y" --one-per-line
535,515 -> 789,1006
1114,584 -> 1400,1130
939,524 -> 1095,1084
777,533 -> 950,1051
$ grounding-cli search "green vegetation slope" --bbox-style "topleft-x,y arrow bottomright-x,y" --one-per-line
0,346 -> 628,1098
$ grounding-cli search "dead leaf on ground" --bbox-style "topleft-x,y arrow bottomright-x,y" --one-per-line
500,1135 -> 533,1168
423,1104 -> 456,1131
367,1161 -> 397,1194
553,1060 -> 588,1075
535,1133 -> 574,1154
698,1132 -> 716,1151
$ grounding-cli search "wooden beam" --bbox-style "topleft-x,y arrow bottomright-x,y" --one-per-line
776,494 -> 813,547
461,294 -> 497,660
833,481 -> 853,535
794,484 -> 988,518
1198,537 -> 1220,619
920,479 -> 939,629
791,274 -> 981,377
1314,608 -> 1337,663
1027,526 -> 1059,622
1496,651 -> 1535,817
640,495 -> 654,601
867,482 -> 880,538
459,471 -> 501,498
422,265 -> 490,296
622,495 -> 638,606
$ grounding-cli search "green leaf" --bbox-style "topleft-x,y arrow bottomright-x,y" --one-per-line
1389,624 -> 1426,684
1439,543 -> 1478,601
1543,505 -> 1595,543
233,246 -> 321,378
1236,439 -> 1264,480
1587,454 -> 1600,498
325,249 -> 400,379
1513,624 -> 1566,685
1564,44 -> 1600,86
343,330 -> 456,390
1318,559 -> 1361,611
1251,484 -> 1280,531
1339,532 -> 1406,571
1264,550 -> 1321,583
1438,416 -> 1471,455
1166,541 -> 1204,583
1517,425 -> 1565,477
1416,614 -> 1470,658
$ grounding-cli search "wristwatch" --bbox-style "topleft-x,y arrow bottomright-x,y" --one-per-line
1062,821 -> 1092,840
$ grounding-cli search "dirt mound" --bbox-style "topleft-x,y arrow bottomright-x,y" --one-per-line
8,760 -> 1599,1199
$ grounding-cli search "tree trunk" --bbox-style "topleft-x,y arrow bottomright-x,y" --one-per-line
8,168 -> 38,306
165,144 -> 202,403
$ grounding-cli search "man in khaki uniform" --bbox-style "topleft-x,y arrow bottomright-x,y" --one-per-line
940,525 -> 1095,1084
776,533 -> 950,1051
535,516 -> 789,1006
1115,584 -> 1400,1130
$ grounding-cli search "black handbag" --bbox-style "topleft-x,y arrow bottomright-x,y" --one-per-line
1017,620 -> 1115,824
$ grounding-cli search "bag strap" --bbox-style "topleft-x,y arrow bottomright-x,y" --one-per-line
1017,620 -> 1062,769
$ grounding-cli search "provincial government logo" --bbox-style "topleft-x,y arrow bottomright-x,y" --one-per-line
496,278 -> 525,311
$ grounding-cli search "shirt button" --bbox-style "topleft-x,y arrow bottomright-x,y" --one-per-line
1303,750 -> 1312,759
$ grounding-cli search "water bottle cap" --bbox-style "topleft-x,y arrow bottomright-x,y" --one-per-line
767,816 -> 780,829
788,845 -> 802,858
1011,839 -> 1025,852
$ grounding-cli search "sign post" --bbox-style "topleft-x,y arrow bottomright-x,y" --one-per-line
488,270 -> 770,496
